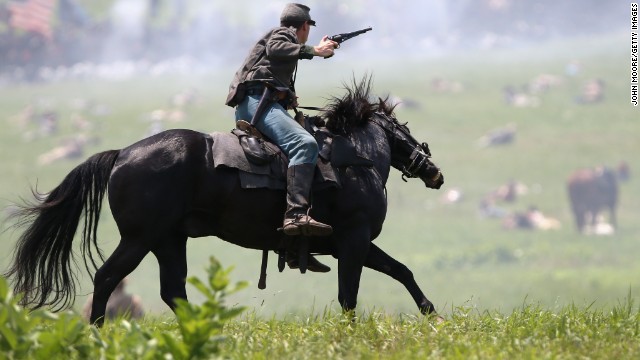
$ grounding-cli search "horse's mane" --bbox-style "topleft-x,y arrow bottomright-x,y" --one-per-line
322,75 -> 397,135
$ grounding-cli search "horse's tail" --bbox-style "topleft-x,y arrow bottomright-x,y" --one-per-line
4,150 -> 120,311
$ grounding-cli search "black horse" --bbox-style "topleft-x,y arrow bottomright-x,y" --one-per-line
4,78 -> 444,326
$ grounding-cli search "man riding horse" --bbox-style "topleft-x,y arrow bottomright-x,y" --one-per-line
226,4 -> 338,266
4,4 -> 447,327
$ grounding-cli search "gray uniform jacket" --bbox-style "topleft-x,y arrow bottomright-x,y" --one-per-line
225,26 -> 315,107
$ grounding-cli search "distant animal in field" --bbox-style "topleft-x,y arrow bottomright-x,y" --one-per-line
566,166 -> 620,234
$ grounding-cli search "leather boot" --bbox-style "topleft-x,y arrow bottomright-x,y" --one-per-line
282,163 -> 333,236
286,253 -> 331,273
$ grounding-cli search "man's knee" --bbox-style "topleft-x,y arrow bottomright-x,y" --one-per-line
294,133 -> 318,159
298,132 -> 318,151
289,133 -> 318,165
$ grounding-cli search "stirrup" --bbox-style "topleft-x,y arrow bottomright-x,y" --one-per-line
282,214 -> 333,236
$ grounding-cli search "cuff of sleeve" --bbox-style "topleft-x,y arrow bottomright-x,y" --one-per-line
299,45 -> 315,60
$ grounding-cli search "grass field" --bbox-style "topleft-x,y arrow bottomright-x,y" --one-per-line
1,258 -> 638,359
0,30 -> 638,326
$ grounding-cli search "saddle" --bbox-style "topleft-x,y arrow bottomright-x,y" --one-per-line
209,114 -> 374,190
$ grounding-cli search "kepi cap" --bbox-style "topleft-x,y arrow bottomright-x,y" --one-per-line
280,3 -> 316,26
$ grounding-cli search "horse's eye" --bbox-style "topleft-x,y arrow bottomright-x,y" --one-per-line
421,142 -> 431,156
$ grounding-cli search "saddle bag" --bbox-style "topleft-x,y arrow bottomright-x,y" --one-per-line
232,125 -> 276,165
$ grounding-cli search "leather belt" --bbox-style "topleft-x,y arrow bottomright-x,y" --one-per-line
245,83 -> 289,100
245,87 -> 265,96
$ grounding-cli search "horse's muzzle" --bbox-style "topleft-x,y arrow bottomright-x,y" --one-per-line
422,168 -> 444,189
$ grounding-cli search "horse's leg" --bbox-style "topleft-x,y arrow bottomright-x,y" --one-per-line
363,243 -> 437,315
91,241 -> 149,326
152,235 -> 188,311
588,210 -> 598,230
574,208 -> 586,233
336,226 -> 371,313
609,205 -> 617,230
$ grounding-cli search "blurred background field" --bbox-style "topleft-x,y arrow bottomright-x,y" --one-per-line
0,0 -> 637,317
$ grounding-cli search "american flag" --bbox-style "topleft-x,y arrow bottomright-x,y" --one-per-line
8,0 -> 56,40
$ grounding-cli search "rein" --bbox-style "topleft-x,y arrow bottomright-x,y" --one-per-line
295,105 -> 324,112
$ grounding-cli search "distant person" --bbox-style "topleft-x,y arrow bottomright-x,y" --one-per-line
502,85 -> 539,107
501,206 -> 560,231
82,278 -> 144,321
37,136 -> 84,165
565,60 -> 581,77
485,179 -> 528,204
476,123 -> 516,148
478,197 -> 507,219
576,78 -> 605,104
617,161 -> 630,182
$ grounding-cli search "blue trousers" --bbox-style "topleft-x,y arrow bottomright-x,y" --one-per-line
235,94 -> 318,167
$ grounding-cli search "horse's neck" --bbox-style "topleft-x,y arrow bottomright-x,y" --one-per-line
349,123 -> 391,182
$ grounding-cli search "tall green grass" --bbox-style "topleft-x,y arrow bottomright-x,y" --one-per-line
1,258 -> 638,359
221,299 -> 639,359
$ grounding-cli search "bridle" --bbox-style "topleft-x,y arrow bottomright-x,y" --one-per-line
298,105 -> 441,183
369,112 -> 441,183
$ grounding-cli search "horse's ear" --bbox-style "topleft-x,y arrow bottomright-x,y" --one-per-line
377,97 -> 386,112
377,96 -> 394,115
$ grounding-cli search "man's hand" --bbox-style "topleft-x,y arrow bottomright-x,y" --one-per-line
313,35 -> 339,57
288,96 -> 299,109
